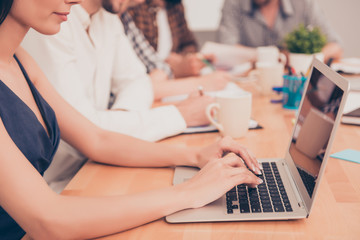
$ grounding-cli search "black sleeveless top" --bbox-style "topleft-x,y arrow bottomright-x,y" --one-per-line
0,56 -> 60,239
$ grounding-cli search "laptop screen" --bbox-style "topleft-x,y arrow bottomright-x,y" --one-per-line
290,67 -> 344,198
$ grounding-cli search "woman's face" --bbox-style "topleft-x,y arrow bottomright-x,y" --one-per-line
9,0 -> 81,35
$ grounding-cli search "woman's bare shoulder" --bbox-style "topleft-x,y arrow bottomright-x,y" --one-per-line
15,47 -> 44,86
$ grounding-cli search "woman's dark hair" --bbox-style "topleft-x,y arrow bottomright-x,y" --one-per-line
0,0 -> 13,25
165,0 -> 182,4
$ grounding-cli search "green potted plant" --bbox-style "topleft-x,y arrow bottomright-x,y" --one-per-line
284,24 -> 327,74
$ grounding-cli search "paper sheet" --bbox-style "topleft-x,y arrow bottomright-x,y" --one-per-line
343,91 -> 360,114
200,41 -> 254,69
161,82 -> 245,103
331,58 -> 360,74
330,149 -> 360,164
183,119 -> 261,134
160,82 -> 261,134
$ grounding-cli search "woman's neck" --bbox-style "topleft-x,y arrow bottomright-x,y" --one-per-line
0,15 -> 29,64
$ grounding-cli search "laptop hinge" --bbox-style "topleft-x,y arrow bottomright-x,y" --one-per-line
282,162 -> 306,210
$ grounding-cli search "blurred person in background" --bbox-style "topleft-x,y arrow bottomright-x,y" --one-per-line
120,0 -> 230,100
21,0 -> 216,192
127,0 -> 215,78
217,0 -> 343,63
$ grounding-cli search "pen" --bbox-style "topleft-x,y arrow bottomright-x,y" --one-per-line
196,53 -> 215,71
287,66 -> 296,75
198,85 -> 204,96
326,57 -> 334,67
287,66 -> 292,75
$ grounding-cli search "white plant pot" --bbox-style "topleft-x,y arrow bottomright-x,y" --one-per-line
289,52 -> 324,74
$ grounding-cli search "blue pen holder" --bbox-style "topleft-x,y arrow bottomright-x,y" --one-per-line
282,75 -> 307,109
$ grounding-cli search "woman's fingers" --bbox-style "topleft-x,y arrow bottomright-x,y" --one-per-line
220,154 -> 263,187
223,163 -> 263,185
221,153 -> 246,168
185,155 -> 262,209
219,136 -> 262,174
230,168 -> 263,187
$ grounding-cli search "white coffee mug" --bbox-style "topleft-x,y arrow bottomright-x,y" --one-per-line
206,92 -> 252,138
257,46 -> 286,65
250,62 -> 284,95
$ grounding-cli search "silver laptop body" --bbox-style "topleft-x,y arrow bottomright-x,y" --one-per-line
166,59 -> 350,223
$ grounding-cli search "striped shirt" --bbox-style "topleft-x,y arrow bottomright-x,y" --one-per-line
127,0 -> 198,54
121,12 -> 173,78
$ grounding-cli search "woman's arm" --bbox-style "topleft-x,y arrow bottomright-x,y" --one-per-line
18,47 -> 261,171
0,117 -> 261,239
16,47 -> 195,167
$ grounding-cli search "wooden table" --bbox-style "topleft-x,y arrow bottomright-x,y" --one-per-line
62,83 -> 360,240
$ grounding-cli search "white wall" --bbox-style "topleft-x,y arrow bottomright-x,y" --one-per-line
183,0 -> 225,31
317,0 -> 360,57
183,0 -> 360,57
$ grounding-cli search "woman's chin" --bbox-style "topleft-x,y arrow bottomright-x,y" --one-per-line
32,25 -> 61,36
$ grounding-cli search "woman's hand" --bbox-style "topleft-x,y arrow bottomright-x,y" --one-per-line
195,136 -> 262,175
178,153 -> 263,209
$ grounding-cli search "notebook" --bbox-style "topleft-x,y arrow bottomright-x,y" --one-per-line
166,59 -> 350,223
183,119 -> 262,134
341,107 -> 360,125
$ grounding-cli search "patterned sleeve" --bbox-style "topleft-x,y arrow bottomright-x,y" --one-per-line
121,12 -> 173,78
167,3 -> 198,54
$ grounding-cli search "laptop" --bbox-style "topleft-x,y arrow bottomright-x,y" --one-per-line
166,59 -> 350,223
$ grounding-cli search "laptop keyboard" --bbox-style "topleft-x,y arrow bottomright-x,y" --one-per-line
226,162 -> 293,214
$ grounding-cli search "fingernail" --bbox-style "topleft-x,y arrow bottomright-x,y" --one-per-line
258,179 -> 263,184
256,169 -> 262,175
252,165 -> 256,173
258,162 -> 263,170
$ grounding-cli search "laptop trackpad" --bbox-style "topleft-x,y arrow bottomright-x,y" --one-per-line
172,166 -> 199,185
172,166 -> 224,208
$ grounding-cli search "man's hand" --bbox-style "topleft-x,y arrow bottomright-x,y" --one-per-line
175,92 -> 214,127
166,53 -> 214,78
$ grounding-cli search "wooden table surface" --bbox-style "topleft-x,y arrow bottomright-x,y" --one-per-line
62,83 -> 360,240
